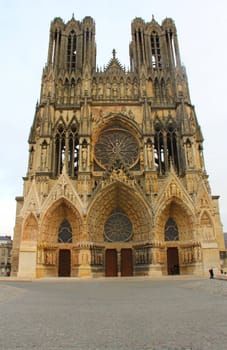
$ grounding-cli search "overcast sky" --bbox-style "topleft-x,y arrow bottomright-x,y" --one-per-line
0,0 -> 227,236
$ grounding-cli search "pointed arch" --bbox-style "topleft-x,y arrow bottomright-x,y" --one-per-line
40,198 -> 83,244
155,197 -> 195,242
53,121 -> 66,176
68,121 -> 79,177
166,78 -> 173,98
91,77 -> 97,97
154,78 -> 160,97
87,181 -> 152,243
153,116 -> 181,175
154,120 -> 165,175
92,113 -> 142,149
166,119 -> 179,173
160,78 -> 166,98
150,31 -> 162,70
66,30 -> 77,71
22,213 -> 38,241
200,210 -> 215,241
65,20 -> 80,34
147,78 -> 153,97
53,116 -> 80,177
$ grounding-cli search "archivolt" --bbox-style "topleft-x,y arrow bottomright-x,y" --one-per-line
39,198 -> 83,244
87,181 -> 152,243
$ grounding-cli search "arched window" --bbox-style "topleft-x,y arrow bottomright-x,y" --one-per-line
68,123 -> 79,177
51,29 -> 62,66
151,31 -> 162,70
58,219 -> 72,243
154,121 -> 180,176
165,218 -> 179,241
166,123 -> 179,173
54,123 -> 65,176
67,30 -> 77,71
160,78 -> 166,99
154,124 -> 165,175
54,122 -> 79,177
154,78 -> 159,98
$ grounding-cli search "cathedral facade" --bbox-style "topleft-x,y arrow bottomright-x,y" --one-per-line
12,15 -> 225,278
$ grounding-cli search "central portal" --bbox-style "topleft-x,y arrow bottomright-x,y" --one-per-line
105,248 -> 133,276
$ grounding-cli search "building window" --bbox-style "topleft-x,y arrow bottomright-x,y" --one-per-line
104,208 -> 133,242
58,219 -> 72,243
151,32 -> 162,70
154,122 -> 180,175
165,218 -> 179,241
54,123 -> 79,177
67,30 -> 77,71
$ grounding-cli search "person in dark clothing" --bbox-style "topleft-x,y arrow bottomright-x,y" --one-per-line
209,268 -> 214,279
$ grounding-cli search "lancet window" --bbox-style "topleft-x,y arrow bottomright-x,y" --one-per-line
68,124 -> 79,177
67,30 -> 77,71
165,29 -> 178,68
54,124 -> 65,176
154,122 -> 180,175
166,123 -> 179,172
54,122 -> 79,177
164,218 -> 179,241
52,29 -> 62,65
151,31 -> 162,70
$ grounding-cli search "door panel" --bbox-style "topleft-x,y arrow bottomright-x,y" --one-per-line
58,249 -> 71,277
105,249 -> 117,277
121,248 -> 133,276
167,247 -> 180,275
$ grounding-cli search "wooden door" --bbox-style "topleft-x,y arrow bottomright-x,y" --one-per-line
167,247 -> 180,275
121,248 -> 133,276
105,249 -> 117,277
58,249 -> 71,277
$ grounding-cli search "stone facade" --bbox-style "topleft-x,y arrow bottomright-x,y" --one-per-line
12,15 -> 226,278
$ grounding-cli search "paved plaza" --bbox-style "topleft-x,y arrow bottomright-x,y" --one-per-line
0,277 -> 227,349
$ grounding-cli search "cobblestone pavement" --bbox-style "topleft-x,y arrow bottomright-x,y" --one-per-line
0,277 -> 227,350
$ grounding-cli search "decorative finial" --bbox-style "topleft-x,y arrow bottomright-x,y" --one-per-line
72,13 -> 75,19
112,49 -> 116,58
152,14 -> 155,21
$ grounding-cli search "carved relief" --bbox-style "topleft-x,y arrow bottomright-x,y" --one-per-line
181,245 -> 202,264
135,247 -> 151,265
200,212 -> 215,241
164,181 -> 183,199
91,247 -> 104,265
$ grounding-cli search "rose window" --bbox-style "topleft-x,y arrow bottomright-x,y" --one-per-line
104,209 -> 133,242
94,129 -> 139,169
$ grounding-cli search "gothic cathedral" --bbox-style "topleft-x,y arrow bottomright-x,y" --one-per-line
12,15 -> 226,278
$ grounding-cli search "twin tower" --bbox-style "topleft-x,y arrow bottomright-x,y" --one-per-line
12,15 -> 225,278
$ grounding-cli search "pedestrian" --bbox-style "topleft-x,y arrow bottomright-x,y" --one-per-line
209,268 -> 214,279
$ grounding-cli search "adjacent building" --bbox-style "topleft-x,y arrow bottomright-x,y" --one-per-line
11,15 -> 226,278
0,236 -> 12,276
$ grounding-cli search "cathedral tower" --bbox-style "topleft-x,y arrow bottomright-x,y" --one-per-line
12,15 -> 225,278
